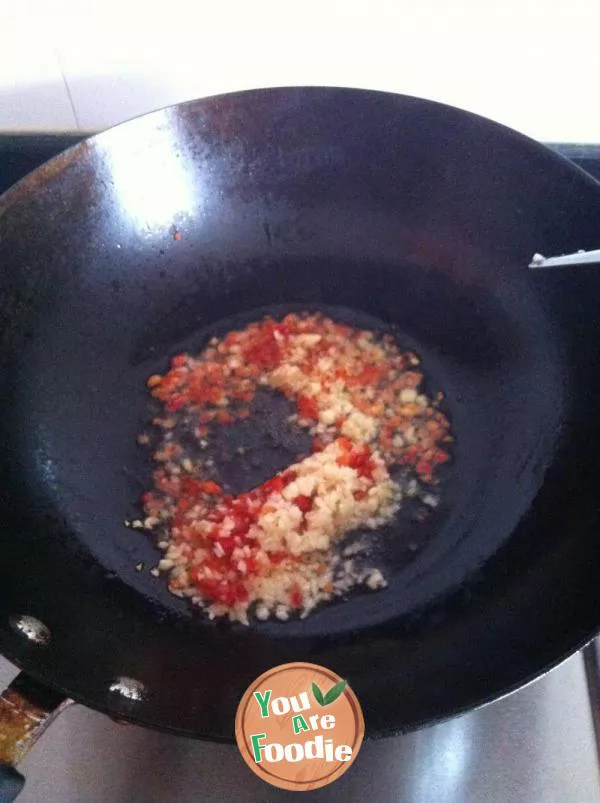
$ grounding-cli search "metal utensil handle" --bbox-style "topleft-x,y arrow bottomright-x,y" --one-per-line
0,673 -> 72,801
529,249 -> 600,269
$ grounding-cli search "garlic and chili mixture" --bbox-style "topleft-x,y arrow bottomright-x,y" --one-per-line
134,312 -> 452,624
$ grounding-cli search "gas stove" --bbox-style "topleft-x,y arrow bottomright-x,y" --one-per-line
1,135 -> 600,803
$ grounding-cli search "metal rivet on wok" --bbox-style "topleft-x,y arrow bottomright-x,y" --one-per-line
108,677 -> 146,702
9,614 -> 51,646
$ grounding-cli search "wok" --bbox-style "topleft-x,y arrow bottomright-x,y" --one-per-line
1,87 -> 600,799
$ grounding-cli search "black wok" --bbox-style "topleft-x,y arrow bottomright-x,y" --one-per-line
2,87 -> 600,798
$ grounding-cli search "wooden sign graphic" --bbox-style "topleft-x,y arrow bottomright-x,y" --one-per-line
235,662 -> 364,791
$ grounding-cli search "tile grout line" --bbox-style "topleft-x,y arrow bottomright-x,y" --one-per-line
54,48 -> 81,130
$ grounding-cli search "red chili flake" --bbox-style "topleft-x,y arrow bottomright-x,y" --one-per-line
297,395 -> 319,420
293,495 -> 312,513
416,459 -> 433,479
263,475 -> 285,494
216,410 -> 233,425
200,480 -> 222,495
234,582 -> 249,601
165,393 -> 188,412
343,446 -> 376,479
290,584 -> 303,608
243,325 -> 282,368
179,477 -> 204,495
218,537 -> 236,554
230,515 -> 252,537
195,576 -> 218,597
356,365 -> 385,385
337,437 -> 353,453
213,582 -> 236,604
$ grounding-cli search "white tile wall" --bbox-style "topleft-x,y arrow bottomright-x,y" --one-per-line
0,2 -> 76,129
0,0 -> 598,141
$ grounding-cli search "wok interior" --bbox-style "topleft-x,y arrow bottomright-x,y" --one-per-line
12,251 -> 564,639
2,88 -> 600,738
